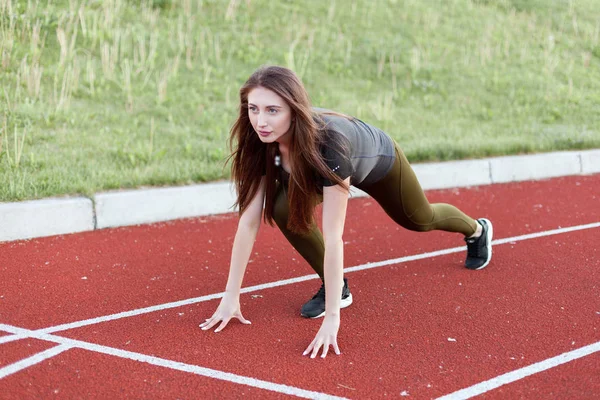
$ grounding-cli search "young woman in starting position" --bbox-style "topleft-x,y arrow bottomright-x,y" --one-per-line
200,65 -> 493,359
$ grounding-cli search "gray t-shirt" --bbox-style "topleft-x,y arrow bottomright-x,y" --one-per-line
317,110 -> 395,188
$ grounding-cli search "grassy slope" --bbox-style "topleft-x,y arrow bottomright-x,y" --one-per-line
1,0 -> 599,201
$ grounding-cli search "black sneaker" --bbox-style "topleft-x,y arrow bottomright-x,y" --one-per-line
300,278 -> 353,318
464,218 -> 493,270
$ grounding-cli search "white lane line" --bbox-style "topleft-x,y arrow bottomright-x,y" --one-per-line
36,221 -> 600,335
492,222 -> 600,245
37,275 -> 317,335
0,343 -> 71,379
0,334 -> 27,345
346,221 -> 600,273
436,341 -> 600,400
0,324 -> 347,400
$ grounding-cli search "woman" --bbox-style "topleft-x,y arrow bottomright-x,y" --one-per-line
200,65 -> 493,359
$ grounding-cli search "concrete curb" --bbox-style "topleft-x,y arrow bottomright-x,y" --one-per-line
489,151 -> 582,183
1,149 -> 598,242
581,150 -> 600,174
0,197 -> 94,242
95,181 -> 236,229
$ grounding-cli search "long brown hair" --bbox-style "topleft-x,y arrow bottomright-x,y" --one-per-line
228,65 -> 349,234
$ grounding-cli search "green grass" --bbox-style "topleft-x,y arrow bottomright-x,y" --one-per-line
1,0 -> 599,202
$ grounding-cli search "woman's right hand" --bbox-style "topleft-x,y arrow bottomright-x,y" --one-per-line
199,293 -> 251,333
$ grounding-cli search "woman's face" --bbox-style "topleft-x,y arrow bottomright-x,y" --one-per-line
247,86 -> 293,144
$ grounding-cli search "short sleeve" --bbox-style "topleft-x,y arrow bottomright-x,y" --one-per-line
321,137 -> 353,187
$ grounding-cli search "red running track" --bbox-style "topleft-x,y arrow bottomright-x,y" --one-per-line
0,174 -> 599,399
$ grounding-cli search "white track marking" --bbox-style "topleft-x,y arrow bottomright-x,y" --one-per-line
436,341 -> 600,400
0,334 -> 27,345
492,222 -> 600,245
0,343 -> 71,379
37,275 -> 319,335
35,221 -> 600,335
2,222 -> 599,396
346,221 -> 600,274
0,324 -> 347,399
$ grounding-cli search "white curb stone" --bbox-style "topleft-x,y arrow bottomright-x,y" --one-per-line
412,159 -> 491,190
580,149 -> 600,174
1,150 -> 598,242
349,159 -> 491,197
0,197 -> 94,242
349,187 -> 367,198
94,181 -> 237,229
490,151 -> 582,183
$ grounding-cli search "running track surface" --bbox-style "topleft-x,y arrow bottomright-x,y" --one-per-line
1,174 -> 599,399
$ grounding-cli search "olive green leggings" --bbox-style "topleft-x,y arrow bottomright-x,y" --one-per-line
273,144 -> 478,280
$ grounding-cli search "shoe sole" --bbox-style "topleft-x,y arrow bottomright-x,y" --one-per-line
472,218 -> 493,270
302,293 -> 353,319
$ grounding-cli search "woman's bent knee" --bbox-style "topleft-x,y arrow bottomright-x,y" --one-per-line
403,206 -> 435,232
404,222 -> 434,233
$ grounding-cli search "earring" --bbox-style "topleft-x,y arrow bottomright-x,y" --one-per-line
274,155 -> 281,166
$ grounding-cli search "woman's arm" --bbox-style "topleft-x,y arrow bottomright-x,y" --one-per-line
322,177 -> 350,317
304,177 -> 351,358
224,177 -> 266,295
200,177 -> 266,332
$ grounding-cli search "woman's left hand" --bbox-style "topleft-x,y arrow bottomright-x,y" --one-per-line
303,314 -> 341,359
